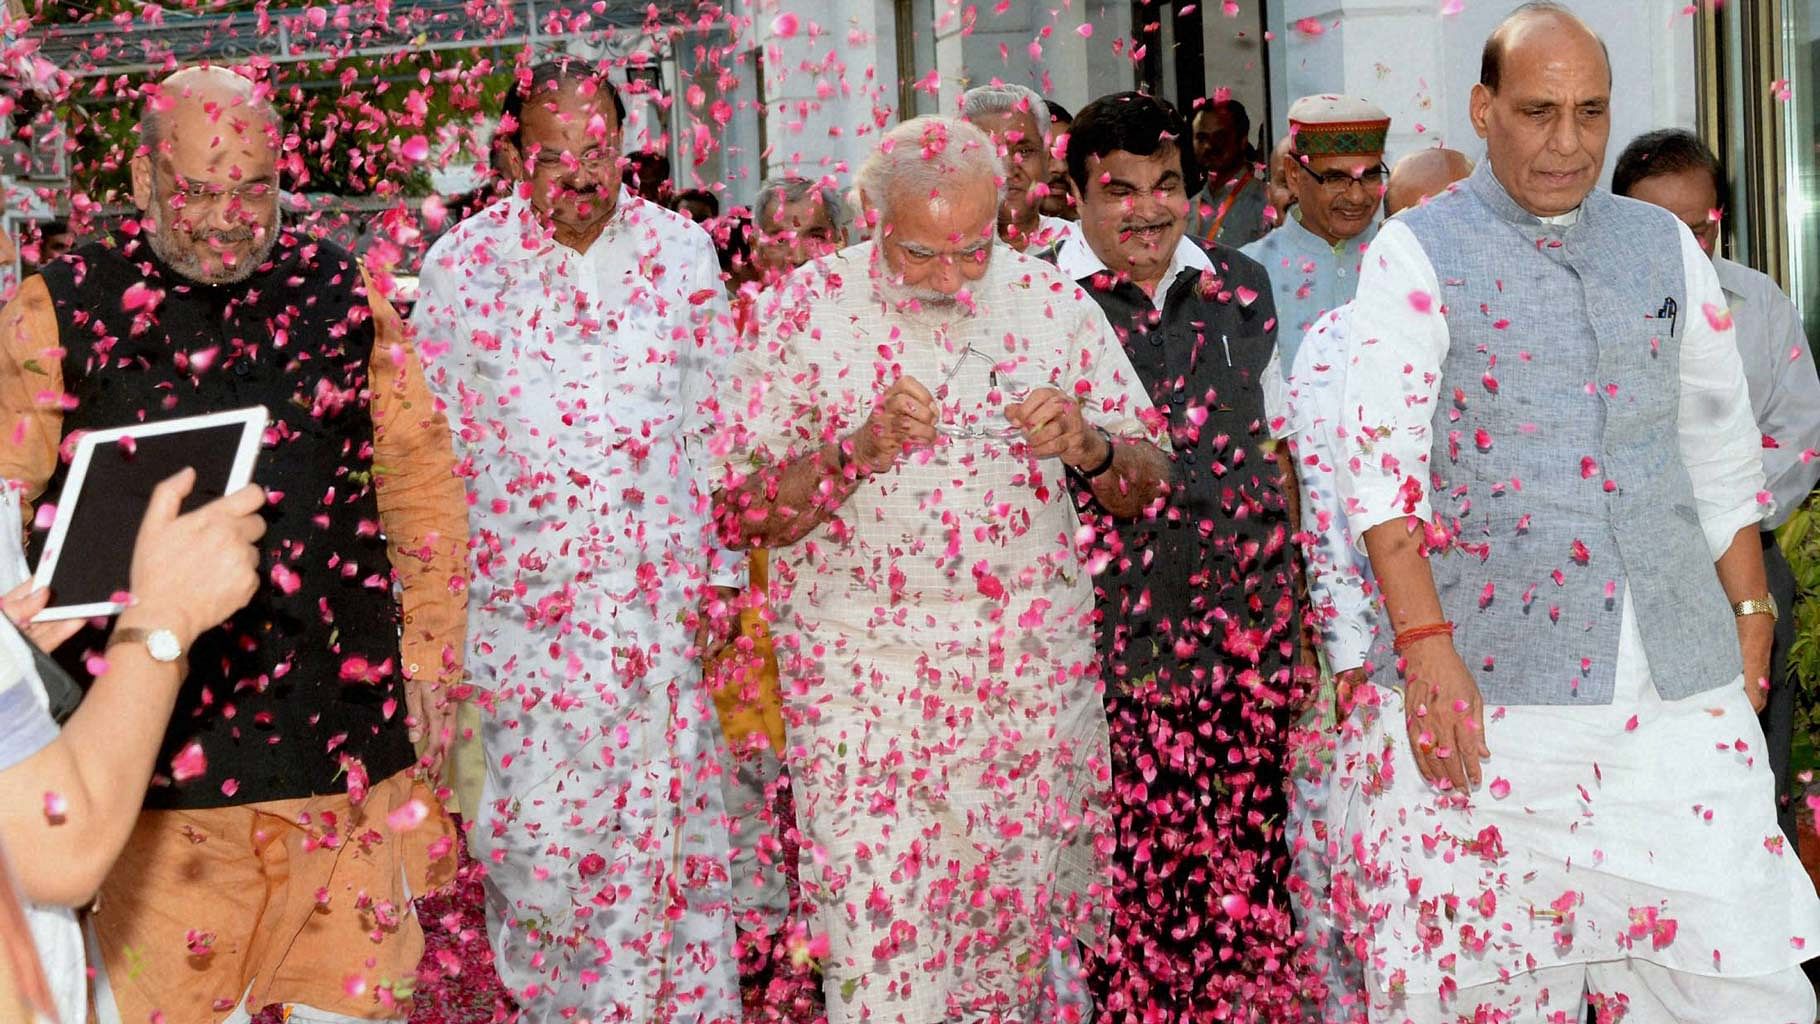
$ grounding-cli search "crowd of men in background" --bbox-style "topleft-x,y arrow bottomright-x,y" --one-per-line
6,2 -> 1820,1023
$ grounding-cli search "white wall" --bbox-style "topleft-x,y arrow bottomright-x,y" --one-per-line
1270,0 -> 1699,187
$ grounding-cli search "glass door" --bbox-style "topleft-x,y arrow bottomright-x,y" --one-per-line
1780,0 -> 1820,339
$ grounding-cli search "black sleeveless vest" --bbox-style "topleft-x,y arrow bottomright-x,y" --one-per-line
1058,239 -> 1301,692
36,232 -> 414,809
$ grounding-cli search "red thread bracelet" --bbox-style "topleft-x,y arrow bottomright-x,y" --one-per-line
1393,621 -> 1455,653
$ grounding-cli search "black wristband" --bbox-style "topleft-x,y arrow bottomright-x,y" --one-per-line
1076,427 -> 1116,479
834,439 -> 869,479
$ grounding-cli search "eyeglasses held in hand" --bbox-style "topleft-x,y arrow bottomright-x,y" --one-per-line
934,343 -> 1033,441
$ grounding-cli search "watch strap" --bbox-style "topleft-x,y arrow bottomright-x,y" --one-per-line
1076,427 -> 1117,479
106,627 -> 152,650
1732,596 -> 1778,620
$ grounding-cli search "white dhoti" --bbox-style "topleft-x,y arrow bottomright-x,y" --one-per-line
1333,597 -> 1820,1024
467,587 -> 740,1024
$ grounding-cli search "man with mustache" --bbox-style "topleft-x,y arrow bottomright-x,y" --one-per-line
1187,97 -> 1270,248
0,65 -> 469,1023
714,114 -> 1169,1023
1046,90 -> 1310,1021
412,58 -> 744,1022
1241,95 -> 1390,376
960,83 -> 1074,253
1040,100 -> 1077,222
1329,5 -> 1820,1020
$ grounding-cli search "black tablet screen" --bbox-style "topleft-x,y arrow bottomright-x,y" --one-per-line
43,424 -> 247,609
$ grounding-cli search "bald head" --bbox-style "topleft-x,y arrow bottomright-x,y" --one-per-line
140,66 -> 282,157
1480,3 -> 1611,93
1385,148 -> 1474,216
131,66 -> 283,285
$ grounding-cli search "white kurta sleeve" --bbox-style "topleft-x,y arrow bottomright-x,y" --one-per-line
677,233 -> 748,588
1290,311 -> 1374,673
1329,220 -> 1449,546
1745,274 -> 1820,528
407,241 -> 480,451
1263,346 -> 1291,439
1676,226 -> 1768,554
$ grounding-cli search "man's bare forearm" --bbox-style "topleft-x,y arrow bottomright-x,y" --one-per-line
1086,437 -> 1169,518
1362,517 -> 1448,634
716,439 -> 864,550
1714,523 -> 1774,668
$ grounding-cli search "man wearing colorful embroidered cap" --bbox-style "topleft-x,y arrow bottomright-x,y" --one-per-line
1327,4 -> 1820,1021
1241,94 -> 1389,377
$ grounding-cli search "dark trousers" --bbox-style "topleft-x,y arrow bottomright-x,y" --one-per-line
1763,533 -> 1800,847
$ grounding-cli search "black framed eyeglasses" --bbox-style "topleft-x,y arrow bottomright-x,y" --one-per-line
1296,162 -> 1389,193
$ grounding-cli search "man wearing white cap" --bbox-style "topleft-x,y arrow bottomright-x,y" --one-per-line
1241,94 -> 1389,377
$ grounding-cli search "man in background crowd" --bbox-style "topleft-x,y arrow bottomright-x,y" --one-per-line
1188,97 -> 1270,247
1264,134 -> 1296,229
675,187 -> 719,223
751,175 -> 848,281
1042,99 -> 1077,221
961,83 -> 1074,252
712,172 -> 851,975
1242,95 -> 1389,373
626,148 -> 672,205
1284,145 -> 1474,1024
21,220 -> 71,272
1615,127 -> 1820,845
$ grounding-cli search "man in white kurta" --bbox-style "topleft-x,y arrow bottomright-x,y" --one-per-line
1325,10 -> 1820,1023
412,62 -> 740,1023
715,116 -> 1169,1024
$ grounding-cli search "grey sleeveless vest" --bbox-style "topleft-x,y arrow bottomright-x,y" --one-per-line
1368,162 -> 1741,705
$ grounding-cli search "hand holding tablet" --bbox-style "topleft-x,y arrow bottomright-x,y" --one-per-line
31,407 -> 266,622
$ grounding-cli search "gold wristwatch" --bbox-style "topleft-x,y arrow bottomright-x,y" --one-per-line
1732,595 -> 1779,622
108,626 -> 185,663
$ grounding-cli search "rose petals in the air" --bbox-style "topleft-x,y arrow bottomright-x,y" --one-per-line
387,798 -> 429,833
170,741 -> 207,783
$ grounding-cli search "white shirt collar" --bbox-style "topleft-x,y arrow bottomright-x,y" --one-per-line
1712,254 -> 1755,305
1055,231 -> 1212,309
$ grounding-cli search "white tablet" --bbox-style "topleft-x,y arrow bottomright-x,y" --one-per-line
32,407 -> 266,621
